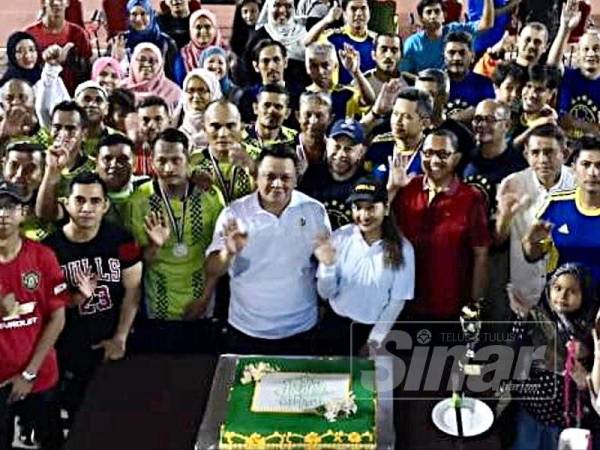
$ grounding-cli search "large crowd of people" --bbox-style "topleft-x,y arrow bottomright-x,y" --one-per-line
1,0 -> 600,449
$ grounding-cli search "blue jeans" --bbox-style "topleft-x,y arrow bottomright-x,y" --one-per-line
511,405 -> 562,450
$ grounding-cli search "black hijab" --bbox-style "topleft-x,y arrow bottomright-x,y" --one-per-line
0,32 -> 42,87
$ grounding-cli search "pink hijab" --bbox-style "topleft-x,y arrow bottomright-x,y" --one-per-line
180,9 -> 222,73
123,43 -> 182,111
91,57 -> 124,82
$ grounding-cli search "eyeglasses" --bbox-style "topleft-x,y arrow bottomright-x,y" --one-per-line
421,149 -> 454,160
135,57 -> 158,66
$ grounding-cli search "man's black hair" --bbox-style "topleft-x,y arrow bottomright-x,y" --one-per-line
527,64 -> 561,90
445,31 -> 473,51
51,101 -> 89,128
252,39 -> 287,63
98,133 -> 135,152
68,171 -> 108,198
491,61 -> 527,88
526,123 -> 566,147
137,95 -> 170,111
417,0 -> 443,17
151,128 -> 190,155
108,88 -> 136,116
257,143 -> 299,166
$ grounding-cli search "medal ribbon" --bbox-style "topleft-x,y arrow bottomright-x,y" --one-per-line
157,182 -> 189,246
208,150 -> 237,204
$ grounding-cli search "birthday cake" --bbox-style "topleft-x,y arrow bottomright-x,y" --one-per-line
219,357 -> 377,449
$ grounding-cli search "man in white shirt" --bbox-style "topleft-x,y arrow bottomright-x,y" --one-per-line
495,124 -> 575,305
206,144 -> 331,354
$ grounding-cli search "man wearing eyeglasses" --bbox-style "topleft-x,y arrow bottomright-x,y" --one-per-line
463,100 -> 527,186
388,129 -> 490,321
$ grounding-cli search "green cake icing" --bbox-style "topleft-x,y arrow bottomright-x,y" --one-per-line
219,357 -> 377,449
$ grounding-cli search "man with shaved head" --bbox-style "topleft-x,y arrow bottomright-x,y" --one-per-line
190,100 -> 255,205
464,99 -> 527,186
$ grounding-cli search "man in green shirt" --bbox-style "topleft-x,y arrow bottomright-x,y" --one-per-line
128,128 -> 224,325
35,101 -> 96,218
191,100 -> 255,204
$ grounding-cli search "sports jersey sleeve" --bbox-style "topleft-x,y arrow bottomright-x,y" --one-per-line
117,229 -> 143,269
467,190 -> 492,248
204,187 -> 226,244
127,189 -> 150,248
450,20 -> 480,37
42,247 -> 69,314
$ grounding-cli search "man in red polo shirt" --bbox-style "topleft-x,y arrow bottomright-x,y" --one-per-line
0,182 -> 67,450
24,0 -> 92,93
389,129 -> 490,320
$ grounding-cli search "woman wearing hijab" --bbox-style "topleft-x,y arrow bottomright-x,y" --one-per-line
91,57 -> 125,94
199,46 -> 242,102
508,263 -> 600,449
123,0 -> 180,81
178,68 -> 222,150
1,32 -> 70,129
0,32 -> 42,87
176,9 -> 222,83
242,0 -> 309,88
252,0 -> 307,62
123,43 -> 182,113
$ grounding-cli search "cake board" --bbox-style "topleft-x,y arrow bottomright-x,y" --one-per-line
195,354 -> 395,450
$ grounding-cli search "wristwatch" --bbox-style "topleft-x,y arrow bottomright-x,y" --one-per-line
21,370 -> 37,383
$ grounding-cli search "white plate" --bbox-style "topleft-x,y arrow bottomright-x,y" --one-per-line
431,397 -> 494,437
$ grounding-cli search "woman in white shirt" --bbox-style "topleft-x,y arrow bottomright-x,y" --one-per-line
315,177 -> 415,356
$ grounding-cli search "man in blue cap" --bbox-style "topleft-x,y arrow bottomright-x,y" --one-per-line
299,118 -> 367,229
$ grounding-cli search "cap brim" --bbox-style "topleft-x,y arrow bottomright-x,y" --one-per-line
329,131 -> 361,143
347,193 -> 378,204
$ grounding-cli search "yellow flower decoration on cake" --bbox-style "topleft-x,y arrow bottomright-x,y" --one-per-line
245,433 -> 267,449
332,431 -> 345,443
304,432 -> 322,448
347,432 -> 362,444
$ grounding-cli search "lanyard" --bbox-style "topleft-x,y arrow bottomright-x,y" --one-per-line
208,150 -> 237,204
157,181 -> 189,245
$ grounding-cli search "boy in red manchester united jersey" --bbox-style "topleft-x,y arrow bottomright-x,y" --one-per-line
0,181 -> 67,450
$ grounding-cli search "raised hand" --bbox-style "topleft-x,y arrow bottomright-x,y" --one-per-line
144,211 -> 171,248
561,0 -> 582,31
314,232 -> 336,266
45,144 -> 70,174
325,1 -> 343,24
229,143 -> 254,170
496,180 -> 530,222
386,153 -> 413,193
190,169 -> 214,192
525,220 -> 554,243
74,268 -> 98,302
339,44 -> 361,76
507,283 -> 536,317
372,79 -> 404,117
223,218 -> 248,256
0,107 -> 34,138
110,34 -> 127,61
124,112 -> 143,144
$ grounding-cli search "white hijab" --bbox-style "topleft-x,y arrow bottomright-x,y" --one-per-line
256,0 -> 307,61
179,68 -> 222,149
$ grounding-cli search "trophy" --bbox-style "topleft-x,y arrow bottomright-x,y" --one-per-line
459,302 -> 483,376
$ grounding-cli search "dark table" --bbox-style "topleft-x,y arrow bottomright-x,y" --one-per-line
64,355 -> 217,450
63,354 -> 504,450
